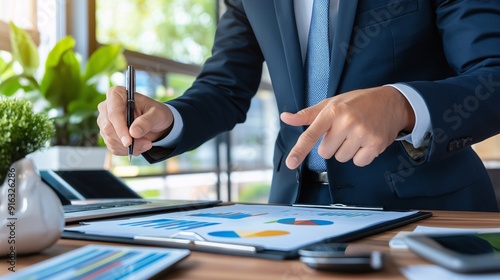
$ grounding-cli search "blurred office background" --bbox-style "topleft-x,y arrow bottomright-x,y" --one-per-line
1,0 -> 499,204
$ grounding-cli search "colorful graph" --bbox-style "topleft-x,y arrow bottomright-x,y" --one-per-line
119,218 -> 219,230
208,230 -> 289,238
318,212 -> 373,218
4,245 -> 187,280
267,218 -> 333,226
189,212 -> 267,220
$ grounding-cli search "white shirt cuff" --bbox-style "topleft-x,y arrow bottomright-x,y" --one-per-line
385,84 -> 431,148
152,104 -> 183,148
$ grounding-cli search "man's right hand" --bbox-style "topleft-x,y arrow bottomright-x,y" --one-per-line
97,86 -> 174,156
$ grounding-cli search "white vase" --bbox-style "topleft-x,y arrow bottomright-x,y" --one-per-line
27,146 -> 109,171
0,158 -> 65,256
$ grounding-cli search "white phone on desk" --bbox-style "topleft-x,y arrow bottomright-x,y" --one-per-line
404,232 -> 500,273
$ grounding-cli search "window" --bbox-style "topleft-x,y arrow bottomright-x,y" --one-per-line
0,0 -> 39,51
17,0 -> 500,205
93,0 -> 276,203
96,0 -> 216,65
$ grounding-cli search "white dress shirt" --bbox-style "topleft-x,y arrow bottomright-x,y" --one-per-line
294,0 -> 431,148
154,0 -> 432,149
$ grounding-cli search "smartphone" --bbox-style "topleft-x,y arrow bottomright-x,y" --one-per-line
298,243 -> 384,273
404,232 -> 500,273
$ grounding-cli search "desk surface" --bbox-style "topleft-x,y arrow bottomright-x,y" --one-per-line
2,210 -> 499,279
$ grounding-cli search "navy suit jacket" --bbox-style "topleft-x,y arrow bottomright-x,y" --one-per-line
144,0 -> 500,211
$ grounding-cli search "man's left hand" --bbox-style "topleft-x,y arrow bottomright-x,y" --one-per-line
281,86 -> 415,169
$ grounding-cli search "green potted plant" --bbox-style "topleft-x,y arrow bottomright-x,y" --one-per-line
0,22 -> 127,169
0,98 -> 66,256
0,98 -> 54,183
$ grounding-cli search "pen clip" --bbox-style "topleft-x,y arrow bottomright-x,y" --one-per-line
171,231 -> 205,241
134,231 -> 262,253
126,65 -> 135,99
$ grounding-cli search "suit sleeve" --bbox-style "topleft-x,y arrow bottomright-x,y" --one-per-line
143,0 -> 264,163
404,0 -> 500,162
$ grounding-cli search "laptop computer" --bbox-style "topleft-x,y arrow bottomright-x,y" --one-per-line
40,170 -> 221,223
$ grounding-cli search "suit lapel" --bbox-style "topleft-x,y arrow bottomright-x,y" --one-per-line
272,1 -> 358,107
328,0 -> 358,96
274,0 -> 304,112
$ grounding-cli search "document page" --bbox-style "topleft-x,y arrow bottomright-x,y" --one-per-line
65,204 -> 418,251
1,245 -> 189,280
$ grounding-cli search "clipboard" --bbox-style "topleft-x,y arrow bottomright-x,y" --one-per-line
62,204 -> 432,260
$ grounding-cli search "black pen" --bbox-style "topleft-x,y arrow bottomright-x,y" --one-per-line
126,65 -> 135,161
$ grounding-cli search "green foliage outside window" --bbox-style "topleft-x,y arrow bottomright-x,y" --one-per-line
96,0 -> 216,65
0,22 -> 126,147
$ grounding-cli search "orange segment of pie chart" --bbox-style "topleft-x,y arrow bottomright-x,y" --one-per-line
208,230 -> 289,238
242,230 -> 289,237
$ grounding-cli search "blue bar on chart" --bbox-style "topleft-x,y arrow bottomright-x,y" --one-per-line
120,218 -> 220,230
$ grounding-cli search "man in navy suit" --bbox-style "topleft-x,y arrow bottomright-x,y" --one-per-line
98,0 -> 500,211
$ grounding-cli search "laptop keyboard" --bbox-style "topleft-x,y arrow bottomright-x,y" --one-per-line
64,200 -> 148,213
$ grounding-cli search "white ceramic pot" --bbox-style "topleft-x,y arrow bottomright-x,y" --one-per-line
0,158 -> 65,256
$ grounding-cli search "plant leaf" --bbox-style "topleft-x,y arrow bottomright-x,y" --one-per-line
0,56 -> 10,76
44,36 -> 75,68
9,22 -> 39,76
67,84 -> 105,114
0,55 -> 6,70
0,75 -> 38,96
0,59 -> 15,80
83,45 -> 126,84
40,37 -> 81,110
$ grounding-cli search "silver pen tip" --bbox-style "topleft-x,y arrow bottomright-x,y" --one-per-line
128,155 -> 132,162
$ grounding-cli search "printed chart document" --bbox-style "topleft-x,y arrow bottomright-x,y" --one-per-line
1,245 -> 189,280
64,204 -> 427,258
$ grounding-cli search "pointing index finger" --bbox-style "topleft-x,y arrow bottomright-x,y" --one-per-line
285,111 -> 332,170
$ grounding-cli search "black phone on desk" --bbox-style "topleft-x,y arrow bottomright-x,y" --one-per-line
404,232 -> 500,273
298,243 -> 385,273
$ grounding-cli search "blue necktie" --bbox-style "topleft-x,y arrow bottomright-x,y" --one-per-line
306,0 -> 330,172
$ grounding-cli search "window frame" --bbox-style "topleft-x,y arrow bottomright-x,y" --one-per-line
0,0 -> 40,51
69,0 -> 274,202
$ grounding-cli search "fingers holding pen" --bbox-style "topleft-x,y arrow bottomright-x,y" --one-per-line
97,87 -> 128,155
131,97 -> 174,140
97,86 -> 151,156
129,99 -> 176,155
97,86 -> 176,156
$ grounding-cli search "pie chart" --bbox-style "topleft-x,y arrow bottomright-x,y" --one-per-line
208,230 -> 289,238
268,218 -> 334,226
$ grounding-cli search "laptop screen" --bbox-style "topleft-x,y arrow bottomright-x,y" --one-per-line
40,170 -> 141,203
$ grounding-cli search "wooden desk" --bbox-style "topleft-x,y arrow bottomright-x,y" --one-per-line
2,210 -> 499,279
